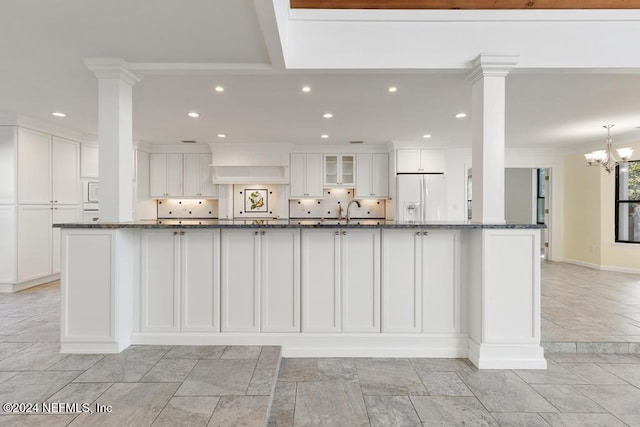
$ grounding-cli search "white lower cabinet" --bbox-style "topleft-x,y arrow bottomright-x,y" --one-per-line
301,228 -> 380,332
382,229 -> 459,333
52,205 -> 81,274
17,205 -> 52,283
221,229 -> 300,332
140,230 -> 220,332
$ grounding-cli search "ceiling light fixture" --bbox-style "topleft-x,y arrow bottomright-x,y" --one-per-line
455,113 -> 467,119
423,134 -> 432,139
51,112 -> 66,117
388,86 -> 397,93
217,134 -> 227,138
302,86 -> 311,93
584,124 -> 633,174
321,134 -> 329,139
188,112 -> 199,118
323,113 -> 333,118
214,86 -> 224,92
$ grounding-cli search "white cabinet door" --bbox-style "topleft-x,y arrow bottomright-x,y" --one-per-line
51,137 -> 79,205
182,154 -> 201,197
396,149 -> 421,173
419,150 -> 446,174
17,205 -> 52,282
18,128 -> 51,204
356,153 -> 388,198
149,154 -> 167,198
422,231 -> 459,333
301,229 -> 340,332
51,205 -> 80,274
261,229 -> 300,332
199,154 -> 217,198
341,229 -> 380,332
0,127 -> 17,204
290,153 -> 306,198
181,230 -> 220,332
141,231 -> 180,332
80,144 -> 99,178
382,229 -> 422,333
290,154 -> 323,198
0,205 -> 17,283
221,229 -> 260,332
166,154 -> 183,197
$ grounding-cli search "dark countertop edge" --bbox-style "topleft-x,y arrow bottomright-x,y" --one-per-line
53,222 -> 546,230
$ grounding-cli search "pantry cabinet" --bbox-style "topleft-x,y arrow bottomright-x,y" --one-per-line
290,153 -> 323,198
356,153 -> 388,198
301,228 -> 380,332
150,153 -> 183,198
381,229 -> 459,333
221,229 -> 300,332
140,229 -> 220,332
396,149 -> 445,173
324,154 -> 355,187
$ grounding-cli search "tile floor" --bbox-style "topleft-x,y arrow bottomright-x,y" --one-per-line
0,262 -> 639,426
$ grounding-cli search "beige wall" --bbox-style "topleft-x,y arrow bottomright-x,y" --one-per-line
564,141 -> 640,271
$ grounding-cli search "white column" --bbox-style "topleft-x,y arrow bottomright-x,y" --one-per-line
85,58 -> 142,222
468,54 -> 518,224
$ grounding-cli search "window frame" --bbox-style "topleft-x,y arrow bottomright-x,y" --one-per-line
615,160 -> 640,244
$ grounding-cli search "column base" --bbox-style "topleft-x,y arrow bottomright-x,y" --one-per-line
468,339 -> 547,370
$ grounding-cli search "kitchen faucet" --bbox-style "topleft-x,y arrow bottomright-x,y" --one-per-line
346,199 -> 361,222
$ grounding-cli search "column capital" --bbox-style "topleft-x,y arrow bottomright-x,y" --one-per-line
84,58 -> 142,86
467,54 -> 519,84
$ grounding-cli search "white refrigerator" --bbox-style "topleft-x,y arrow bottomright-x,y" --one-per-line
396,174 -> 447,222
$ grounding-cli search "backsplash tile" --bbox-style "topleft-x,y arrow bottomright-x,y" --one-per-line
157,199 -> 218,218
289,188 -> 385,219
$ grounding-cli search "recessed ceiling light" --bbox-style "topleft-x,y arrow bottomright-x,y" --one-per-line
321,134 -> 329,139
388,86 -> 397,93
455,113 -> 467,119
323,113 -> 333,118
51,112 -> 66,117
217,134 -> 227,138
423,134 -> 432,139
302,86 -> 311,93
188,112 -> 199,118
214,86 -> 224,92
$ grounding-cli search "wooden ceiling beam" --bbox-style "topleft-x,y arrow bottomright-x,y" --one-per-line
291,0 -> 640,9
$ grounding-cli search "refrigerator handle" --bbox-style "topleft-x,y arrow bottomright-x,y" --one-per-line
420,176 -> 425,222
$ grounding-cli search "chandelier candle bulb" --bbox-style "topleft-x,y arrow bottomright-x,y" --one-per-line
584,124 -> 632,174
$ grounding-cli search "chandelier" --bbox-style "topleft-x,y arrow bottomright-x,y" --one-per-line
584,125 -> 633,174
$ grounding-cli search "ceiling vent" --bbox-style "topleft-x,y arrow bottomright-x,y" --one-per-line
349,140 -> 364,144
181,140 -> 197,144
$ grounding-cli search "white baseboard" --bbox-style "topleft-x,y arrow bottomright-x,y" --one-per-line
558,258 -> 640,275
468,339 -> 547,370
0,274 -> 60,293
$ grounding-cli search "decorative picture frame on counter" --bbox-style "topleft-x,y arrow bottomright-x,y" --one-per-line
244,189 -> 268,213
87,182 -> 99,202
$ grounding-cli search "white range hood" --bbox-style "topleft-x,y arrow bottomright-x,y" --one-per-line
208,142 -> 290,184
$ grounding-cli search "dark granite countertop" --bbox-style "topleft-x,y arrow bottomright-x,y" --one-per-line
54,219 -> 546,229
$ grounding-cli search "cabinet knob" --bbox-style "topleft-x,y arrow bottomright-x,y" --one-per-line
341,231 -> 346,235
180,231 -> 185,235
261,230 -> 266,235
423,231 -> 428,236
254,231 -> 259,235
54,200 -> 58,203
335,231 -> 339,236
173,231 -> 178,236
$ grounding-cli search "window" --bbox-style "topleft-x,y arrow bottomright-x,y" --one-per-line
615,161 -> 640,243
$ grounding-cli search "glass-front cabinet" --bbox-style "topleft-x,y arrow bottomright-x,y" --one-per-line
324,154 -> 355,187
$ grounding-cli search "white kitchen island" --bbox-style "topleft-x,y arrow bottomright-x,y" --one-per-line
56,220 -> 546,369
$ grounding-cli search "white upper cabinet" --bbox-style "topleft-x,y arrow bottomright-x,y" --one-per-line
18,129 -> 79,205
150,153 -> 183,198
51,137 -> 80,204
18,128 -> 51,204
290,153 -> 323,198
183,153 -> 217,198
356,153 -> 388,198
396,149 -> 445,173
151,153 -> 216,198
324,154 -> 355,187
80,144 -> 99,178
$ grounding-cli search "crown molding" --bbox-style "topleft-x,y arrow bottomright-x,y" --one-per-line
85,58 -> 143,86
467,54 -> 519,84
